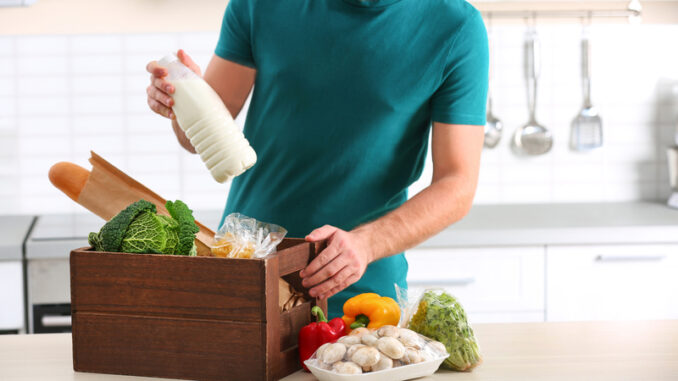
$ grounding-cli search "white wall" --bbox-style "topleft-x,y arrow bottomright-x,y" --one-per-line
0,23 -> 677,215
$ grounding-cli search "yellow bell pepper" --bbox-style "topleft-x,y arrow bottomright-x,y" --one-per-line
341,293 -> 401,334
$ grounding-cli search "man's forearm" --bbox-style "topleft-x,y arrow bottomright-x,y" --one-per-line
352,174 -> 477,262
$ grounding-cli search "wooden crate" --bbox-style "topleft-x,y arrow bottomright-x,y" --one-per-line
70,238 -> 327,381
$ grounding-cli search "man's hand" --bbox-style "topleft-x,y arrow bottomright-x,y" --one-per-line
300,225 -> 374,300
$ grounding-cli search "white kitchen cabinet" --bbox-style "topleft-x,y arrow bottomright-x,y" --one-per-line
547,244 -> 678,321
405,247 -> 545,323
0,261 -> 24,332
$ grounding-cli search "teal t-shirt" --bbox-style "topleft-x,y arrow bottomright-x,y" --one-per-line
215,0 -> 488,318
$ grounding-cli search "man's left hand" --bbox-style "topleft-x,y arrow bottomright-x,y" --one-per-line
300,225 -> 374,300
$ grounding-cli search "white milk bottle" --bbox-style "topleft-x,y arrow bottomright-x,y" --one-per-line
158,54 -> 256,183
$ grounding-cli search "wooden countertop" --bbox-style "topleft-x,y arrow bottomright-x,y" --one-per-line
1,321 -> 677,381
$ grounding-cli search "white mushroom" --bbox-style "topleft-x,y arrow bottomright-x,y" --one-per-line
349,327 -> 370,337
321,343 -> 347,364
427,340 -> 448,356
376,336 -> 406,359
338,335 -> 362,346
370,355 -> 394,372
332,361 -> 362,374
377,325 -> 400,338
315,342 -> 330,359
345,344 -> 366,360
400,347 -> 424,365
361,333 -> 379,347
351,346 -> 381,368
398,328 -> 424,349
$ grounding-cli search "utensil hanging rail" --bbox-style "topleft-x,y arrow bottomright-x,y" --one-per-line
481,8 -> 641,20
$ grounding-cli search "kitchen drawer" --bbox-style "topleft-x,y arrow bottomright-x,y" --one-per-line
546,244 -> 678,321
0,261 -> 24,331
405,247 -> 545,320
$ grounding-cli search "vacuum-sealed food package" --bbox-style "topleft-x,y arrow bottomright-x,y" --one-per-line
304,325 -> 449,381
211,213 -> 287,259
400,288 -> 482,372
158,53 -> 257,183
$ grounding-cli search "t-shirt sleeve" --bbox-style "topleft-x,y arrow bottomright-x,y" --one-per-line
430,10 -> 489,126
214,0 -> 256,68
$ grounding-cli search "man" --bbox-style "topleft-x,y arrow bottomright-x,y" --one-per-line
147,0 -> 488,318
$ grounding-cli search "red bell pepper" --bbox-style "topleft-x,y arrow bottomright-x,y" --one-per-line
298,306 -> 346,371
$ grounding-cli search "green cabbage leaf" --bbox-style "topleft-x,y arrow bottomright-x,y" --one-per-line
88,199 -> 198,256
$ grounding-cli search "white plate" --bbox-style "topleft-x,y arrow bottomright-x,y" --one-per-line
304,355 -> 449,381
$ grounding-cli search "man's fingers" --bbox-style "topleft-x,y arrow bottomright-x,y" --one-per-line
152,76 -> 173,94
302,258 -> 345,289
306,225 -> 337,242
147,97 -> 172,119
177,49 -> 201,76
300,242 -> 339,278
313,270 -> 360,300
146,85 -> 173,108
146,60 -> 168,77
319,274 -> 361,300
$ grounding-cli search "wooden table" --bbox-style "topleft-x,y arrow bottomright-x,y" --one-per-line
1,321 -> 677,381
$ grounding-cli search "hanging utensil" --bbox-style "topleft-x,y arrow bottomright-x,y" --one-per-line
570,17 -> 603,151
484,13 -> 503,149
512,22 -> 553,156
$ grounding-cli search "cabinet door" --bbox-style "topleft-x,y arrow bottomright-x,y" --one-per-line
547,244 -> 678,321
0,261 -> 24,331
405,247 -> 545,323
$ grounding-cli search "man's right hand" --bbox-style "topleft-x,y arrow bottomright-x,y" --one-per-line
145,49 -> 201,120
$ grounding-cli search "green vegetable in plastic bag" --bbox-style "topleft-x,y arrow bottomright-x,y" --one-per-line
408,290 -> 481,371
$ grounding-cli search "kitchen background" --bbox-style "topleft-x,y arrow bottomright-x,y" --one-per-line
1,0 -> 678,334
0,2 -> 677,213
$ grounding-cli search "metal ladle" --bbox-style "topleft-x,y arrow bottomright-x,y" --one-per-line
512,23 -> 553,156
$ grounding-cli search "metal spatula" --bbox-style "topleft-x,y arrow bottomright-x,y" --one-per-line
571,23 -> 603,151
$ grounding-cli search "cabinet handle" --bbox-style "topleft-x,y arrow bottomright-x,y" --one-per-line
41,315 -> 72,327
408,277 -> 476,287
595,255 -> 666,262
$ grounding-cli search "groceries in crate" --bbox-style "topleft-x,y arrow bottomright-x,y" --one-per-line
304,324 -> 449,377
210,213 -> 287,258
299,306 -> 347,371
88,199 -> 199,256
406,290 -> 482,371
341,293 -> 401,334
158,53 -> 257,184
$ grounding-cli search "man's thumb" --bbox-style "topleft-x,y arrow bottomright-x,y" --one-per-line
305,225 -> 337,242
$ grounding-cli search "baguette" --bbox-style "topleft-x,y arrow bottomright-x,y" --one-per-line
48,162 -> 90,201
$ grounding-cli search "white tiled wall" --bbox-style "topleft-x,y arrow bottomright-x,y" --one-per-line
1,24 -> 678,215
411,24 -> 678,204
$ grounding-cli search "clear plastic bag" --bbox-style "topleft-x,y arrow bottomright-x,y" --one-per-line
396,286 -> 482,372
304,325 -> 449,378
210,213 -> 287,259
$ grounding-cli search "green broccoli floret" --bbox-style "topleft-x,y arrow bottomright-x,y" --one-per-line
408,290 -> 482,371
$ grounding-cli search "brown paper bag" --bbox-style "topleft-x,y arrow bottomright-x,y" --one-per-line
77,152 -> 214,256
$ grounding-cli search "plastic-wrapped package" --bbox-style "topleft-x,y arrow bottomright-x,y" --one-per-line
158,53 -> 257,183
396,286 -> 482,372
210,213 -> 287,259
304,325 -> 449,381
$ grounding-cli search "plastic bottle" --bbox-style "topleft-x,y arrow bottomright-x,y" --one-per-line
158,54 -> 256,183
